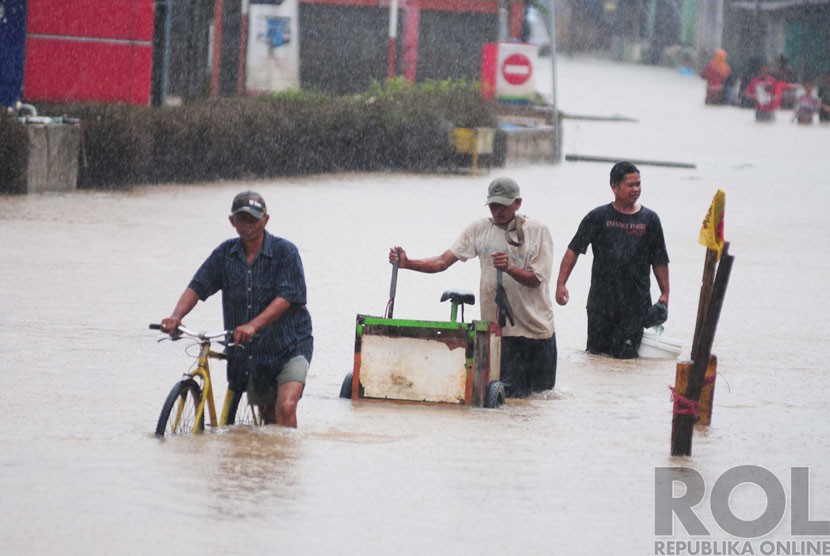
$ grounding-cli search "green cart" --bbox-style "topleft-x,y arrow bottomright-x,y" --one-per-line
339,289 -> 506,408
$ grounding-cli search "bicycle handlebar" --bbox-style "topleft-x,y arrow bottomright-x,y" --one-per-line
149,323 -> 231,342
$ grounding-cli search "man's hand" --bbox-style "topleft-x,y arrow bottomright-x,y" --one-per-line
491,251 -> 509,271
555,284 -> 570,306
233,323 -> 258,345
389,246 -> 409,269
160,317 -> 182,336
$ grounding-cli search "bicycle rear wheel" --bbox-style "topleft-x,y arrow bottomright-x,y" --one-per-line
226,389 -> 264,426
156,379 -> 204,437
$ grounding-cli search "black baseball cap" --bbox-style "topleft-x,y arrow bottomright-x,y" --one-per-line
230,191 -> 267,220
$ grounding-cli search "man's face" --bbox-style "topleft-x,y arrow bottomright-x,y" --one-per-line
489,199 -> 522,225
612,172 -> 641,205
230,212 -> 268,241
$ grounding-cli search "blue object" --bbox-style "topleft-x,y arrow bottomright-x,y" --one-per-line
0,0 -> 27,108
265,17 -> 290,49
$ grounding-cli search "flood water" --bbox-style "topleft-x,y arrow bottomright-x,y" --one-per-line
2,57 -> 830,555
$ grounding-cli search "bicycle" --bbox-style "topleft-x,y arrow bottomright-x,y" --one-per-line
150,324 -> 265,437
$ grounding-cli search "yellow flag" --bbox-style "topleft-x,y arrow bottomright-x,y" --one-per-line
699,190 -> 726,258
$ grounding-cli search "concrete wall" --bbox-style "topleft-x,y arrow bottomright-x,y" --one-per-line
498,126 -> 557,166
23,123 -> 81,193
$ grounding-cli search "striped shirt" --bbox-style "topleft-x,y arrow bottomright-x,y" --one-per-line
188,231 -> 313,379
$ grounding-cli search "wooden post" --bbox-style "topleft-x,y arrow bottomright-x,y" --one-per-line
698,355 -> 717,426
691,249 -> 717,361
671,243 -> 733,456
672,355 -> 717,428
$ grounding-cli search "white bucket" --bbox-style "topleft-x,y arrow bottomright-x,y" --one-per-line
639,328 -> 683,359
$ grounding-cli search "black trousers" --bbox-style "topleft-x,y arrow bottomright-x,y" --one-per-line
500,335 -> 557,398
586,308 -> 644,359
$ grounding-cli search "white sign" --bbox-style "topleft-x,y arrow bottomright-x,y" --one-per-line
495,43 -> 537,102
245,0 -> 300,93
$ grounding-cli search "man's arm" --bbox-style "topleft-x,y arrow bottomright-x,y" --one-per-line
390,247 -> 458,273
653,264 -> 670,305
555,248 -> 580,306
233,296 -> 292,344
161,287 -> 200,334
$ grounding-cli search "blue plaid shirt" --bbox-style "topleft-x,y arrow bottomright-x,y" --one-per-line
188,231 -> 313,383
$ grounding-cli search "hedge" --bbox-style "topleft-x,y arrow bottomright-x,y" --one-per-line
5,78 -> 496,190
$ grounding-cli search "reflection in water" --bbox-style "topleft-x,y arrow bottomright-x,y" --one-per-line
211,428 -> 301,520
2,58 -> 830,555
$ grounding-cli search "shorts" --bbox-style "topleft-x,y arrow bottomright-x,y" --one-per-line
586,308 -> 644,359
247,355 -> 310,407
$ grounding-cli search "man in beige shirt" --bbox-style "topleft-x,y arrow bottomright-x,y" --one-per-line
389,177 -> 556,397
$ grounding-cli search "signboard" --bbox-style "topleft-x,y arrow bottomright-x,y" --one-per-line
245,0 -> 300,93
481,42 -> 537,104
501,52 -> 532,85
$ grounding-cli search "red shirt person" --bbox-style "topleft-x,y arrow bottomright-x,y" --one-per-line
746,66 -> 794,122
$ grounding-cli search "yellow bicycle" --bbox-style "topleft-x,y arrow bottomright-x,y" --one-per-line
150,324 -> 264,437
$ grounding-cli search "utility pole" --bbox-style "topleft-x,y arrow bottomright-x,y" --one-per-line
211,0 -> 224,97
546,0 -> 562,163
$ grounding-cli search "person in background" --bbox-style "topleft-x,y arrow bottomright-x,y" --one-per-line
793,82 -> 822,125
773,54 -> 798,109
556,162 -> 670,360
160,191 -> 313,428
738,56 -> 764,108
745,66 -> 793,122
701,49 -> 732,105
389,177 -> 557,397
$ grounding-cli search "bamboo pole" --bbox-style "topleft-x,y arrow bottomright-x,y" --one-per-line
671,242 -> 733,456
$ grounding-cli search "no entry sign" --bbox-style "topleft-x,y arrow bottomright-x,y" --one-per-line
501,53 -> 532,86
481,42 -> 537,103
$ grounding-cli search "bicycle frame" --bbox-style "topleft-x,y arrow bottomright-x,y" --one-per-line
154,324 -> 259,435
189,341 -> 221,431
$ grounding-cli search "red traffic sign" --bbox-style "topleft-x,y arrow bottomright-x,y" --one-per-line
501,53 -> 532,86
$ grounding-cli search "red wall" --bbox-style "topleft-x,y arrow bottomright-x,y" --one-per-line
24,0 -> 155,105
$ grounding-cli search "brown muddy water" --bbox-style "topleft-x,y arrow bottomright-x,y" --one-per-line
2,58 -> 830,555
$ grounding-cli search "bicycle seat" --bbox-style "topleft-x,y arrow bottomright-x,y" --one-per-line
440,289 -> 475,306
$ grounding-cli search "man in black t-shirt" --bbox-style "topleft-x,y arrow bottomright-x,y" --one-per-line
556,162 -> 670,359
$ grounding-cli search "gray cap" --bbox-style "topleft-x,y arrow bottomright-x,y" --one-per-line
486,177 -> 521,206
231,191 -> 267,220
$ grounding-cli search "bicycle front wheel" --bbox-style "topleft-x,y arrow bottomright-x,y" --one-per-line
156,379 -> 204,437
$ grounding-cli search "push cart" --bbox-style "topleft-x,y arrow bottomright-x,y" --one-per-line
339,288 -> 506,408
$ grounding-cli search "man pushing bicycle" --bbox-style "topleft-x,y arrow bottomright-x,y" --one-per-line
160,191 -> 313,428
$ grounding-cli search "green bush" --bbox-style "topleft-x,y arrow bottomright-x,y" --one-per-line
35,79 -> 496,189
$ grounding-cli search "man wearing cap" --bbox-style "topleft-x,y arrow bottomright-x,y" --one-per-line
555,161 -> 670,359
161,191 -> 313,427
389,177 -> 556,397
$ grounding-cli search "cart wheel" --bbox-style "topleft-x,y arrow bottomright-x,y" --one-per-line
339,372 -> 354,399
484,381 -> 506,409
